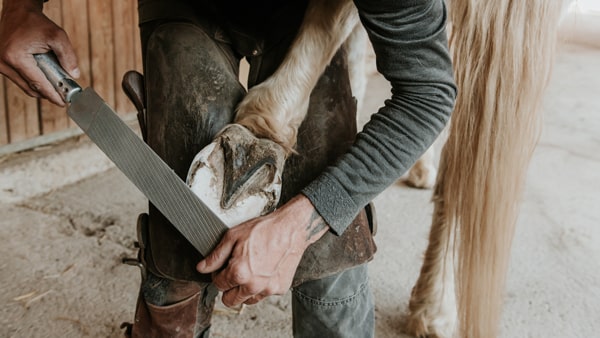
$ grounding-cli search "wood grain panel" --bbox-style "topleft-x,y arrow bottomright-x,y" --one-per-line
112,0 -> 136,114
62,0 -> 91,128
3,0 -> 39,143
62,0 -> 91,89
88,0 -> 115,108
0,1 -> 3,145
0,2 -> 7,144
5,81 -> 39,143
133,1 -> 143,74
0,79 -> 8,145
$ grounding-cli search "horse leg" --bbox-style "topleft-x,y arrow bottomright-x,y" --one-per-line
234,0 -> 358,154
188,0 -> 359,224
405,153 -> 456,338
345,24 -> 368,114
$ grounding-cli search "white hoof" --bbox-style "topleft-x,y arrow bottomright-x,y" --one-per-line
186,124 -> 286,227
405,313 -> 456,338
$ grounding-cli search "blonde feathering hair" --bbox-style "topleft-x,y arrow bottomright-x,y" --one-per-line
436,0 -> 563,336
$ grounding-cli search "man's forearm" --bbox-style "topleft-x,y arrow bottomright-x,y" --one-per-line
304,0 -> 456,235
304,207 -> 329,245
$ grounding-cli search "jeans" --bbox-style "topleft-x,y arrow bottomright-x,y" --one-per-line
292,264 -> 375,338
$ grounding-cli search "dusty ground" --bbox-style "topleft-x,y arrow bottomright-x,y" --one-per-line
1,40 -> 599,337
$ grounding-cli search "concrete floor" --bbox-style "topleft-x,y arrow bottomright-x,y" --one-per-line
0,40 -> 599,338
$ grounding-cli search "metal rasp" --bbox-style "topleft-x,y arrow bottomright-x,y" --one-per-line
34,52 -> 227,257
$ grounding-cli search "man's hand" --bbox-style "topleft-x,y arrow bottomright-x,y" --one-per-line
197,194 -> 329,307
0,0 -> 79,106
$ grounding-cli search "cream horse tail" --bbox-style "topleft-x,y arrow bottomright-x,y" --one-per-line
442,0 -> 563,336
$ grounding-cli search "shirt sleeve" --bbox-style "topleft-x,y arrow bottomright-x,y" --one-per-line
301,0 -> 457,235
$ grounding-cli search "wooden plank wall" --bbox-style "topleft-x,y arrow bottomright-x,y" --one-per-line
0,0 -> 142,146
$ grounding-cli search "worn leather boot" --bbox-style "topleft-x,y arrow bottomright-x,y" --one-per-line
121,214 -> 218,338
131,291 -> 202,338
129,273 -> 218,338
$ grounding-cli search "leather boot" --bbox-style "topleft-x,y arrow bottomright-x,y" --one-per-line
121,214 -> 218,338
121,263 -> 216,338
130,291 -> 200,338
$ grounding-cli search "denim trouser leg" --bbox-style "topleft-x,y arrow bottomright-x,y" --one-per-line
292,264 -> 374,338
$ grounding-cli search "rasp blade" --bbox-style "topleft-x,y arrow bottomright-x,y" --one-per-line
68,88 -> 227,256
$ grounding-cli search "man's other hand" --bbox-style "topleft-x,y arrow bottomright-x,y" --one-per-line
196,194 -> 329,307
0,0 -> 79,106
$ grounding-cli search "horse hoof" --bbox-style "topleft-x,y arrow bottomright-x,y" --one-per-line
405,162 -> 436,189
404,314 -> 455,338
186,124 -> 286,227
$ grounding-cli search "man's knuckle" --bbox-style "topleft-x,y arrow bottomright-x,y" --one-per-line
207,251 -> 220,263
223,230 -> 235,241
28,81 -> 41,91
221,294 -> 233,307
245,282 -> 262,295
1,51 -> 17,65
48,27 -> 67,41
267,285 -> 284,296
232,269 -> 249,284
212,280 -> 226,291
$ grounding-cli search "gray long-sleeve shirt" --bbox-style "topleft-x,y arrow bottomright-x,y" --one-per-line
138,0 -> 455,235
302,0 -> 456,235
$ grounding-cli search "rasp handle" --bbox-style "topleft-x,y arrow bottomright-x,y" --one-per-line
34,52 -> 82,103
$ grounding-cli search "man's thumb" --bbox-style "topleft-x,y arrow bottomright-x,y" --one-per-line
49,36 -> 80,79
197,237 -> 234,273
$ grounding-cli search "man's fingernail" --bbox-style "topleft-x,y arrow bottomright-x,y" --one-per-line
196,261 -> 205,271
71,68 -> 80,78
